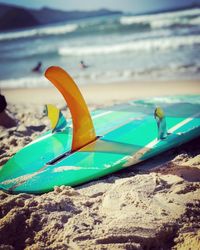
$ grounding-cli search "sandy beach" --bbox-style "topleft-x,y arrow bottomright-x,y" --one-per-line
1,1 -> 200,249
3,79 -> 200,106
0,80 -> 200,250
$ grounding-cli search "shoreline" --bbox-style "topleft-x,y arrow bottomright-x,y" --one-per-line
2,79 -> 200,105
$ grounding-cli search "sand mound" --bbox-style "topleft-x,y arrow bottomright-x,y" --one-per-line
0,172 -> 199,249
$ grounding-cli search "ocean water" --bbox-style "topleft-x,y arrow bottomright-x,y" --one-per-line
0,8 -> 200,88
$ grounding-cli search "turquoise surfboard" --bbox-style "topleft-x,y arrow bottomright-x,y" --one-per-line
0,67 -> 200,194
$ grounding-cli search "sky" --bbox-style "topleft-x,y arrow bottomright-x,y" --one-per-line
0,0 -> 199,13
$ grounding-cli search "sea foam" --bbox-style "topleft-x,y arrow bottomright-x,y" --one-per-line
0,23 -> 78,41
59,35 -> 200,56
120,8 -> 200,29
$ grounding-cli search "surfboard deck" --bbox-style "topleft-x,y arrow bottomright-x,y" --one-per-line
0,96 -> 200,194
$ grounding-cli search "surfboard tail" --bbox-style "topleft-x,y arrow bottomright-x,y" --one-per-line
45,66 -> 96,151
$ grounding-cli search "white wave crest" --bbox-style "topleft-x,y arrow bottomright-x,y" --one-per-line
151,15 -> 200,29
150,18 -> 180,29
0,76 -> 48,88
189,16 -> 200,26
0,65 -> 199,88
0,23 -> 78,41
58,35 -> 200,56
120,8 -> 200,28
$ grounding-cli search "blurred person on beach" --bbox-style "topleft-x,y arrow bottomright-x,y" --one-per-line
32,61 -> 42,73
0,90 -> 17,128
80,60 -> 88,69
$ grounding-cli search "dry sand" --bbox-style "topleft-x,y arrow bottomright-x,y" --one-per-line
0,80 -> 200,250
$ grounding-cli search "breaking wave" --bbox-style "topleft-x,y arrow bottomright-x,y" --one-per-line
0,8 -> 199,43
120,8 -> 200,29
1,63 -> 199,88
0,23 -> 78,41
59,35 -> 200,56
0,76 -> 47,88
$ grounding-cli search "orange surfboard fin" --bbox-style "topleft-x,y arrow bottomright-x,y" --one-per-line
45,66 -> 96,151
